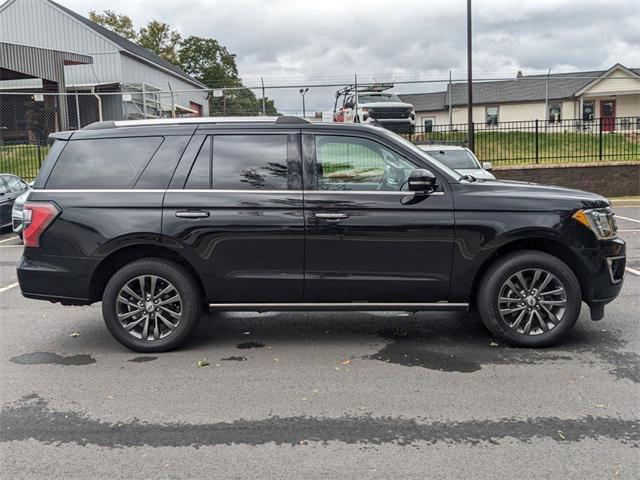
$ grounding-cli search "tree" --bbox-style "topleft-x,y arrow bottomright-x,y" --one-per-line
178,36 -> 278,115
139,21 -> 182,66
89,10 -> 137,41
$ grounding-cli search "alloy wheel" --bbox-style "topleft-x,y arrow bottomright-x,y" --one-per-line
116,275 -> 182,341
497,268 -> 567,336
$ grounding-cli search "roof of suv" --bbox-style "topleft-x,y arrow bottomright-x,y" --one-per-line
83,116 -> 311,130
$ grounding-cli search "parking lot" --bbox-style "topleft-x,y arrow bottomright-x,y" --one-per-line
0,207 -> 638,479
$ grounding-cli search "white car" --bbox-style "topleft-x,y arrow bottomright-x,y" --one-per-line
334,91 -> 415,134
418,145 -> 496,180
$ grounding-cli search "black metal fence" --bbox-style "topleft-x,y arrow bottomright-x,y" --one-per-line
406,116 -> 640,165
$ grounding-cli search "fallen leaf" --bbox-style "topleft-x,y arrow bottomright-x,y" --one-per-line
107,395 -> 114,399
489,341 -> 499,347
593,404 -> 607,408
341,359 -> 351,365
273,357 -> 280,362
557,430 -> 566,440
301,397 -> 308,401
334,366 -> 341,370
196,359 -> 210,368
613,468 -> 620,476
359,406 -> 365,410
70,332 -> 80,337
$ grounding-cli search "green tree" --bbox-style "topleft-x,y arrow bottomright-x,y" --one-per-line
89,10 -> 137,41
139,20 -> 182,66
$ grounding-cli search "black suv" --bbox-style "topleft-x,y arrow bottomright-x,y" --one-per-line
17,116 -> 625,352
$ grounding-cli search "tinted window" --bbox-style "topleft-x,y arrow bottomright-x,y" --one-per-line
0,177 -> 7,194
185,137 -> 211,189
315,135 -> 414,191
212,135 -> 288,190
46,137 -> 163,188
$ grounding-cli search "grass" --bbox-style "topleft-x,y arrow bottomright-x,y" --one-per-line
0,144 -> 49,180
409,131 -> 640,165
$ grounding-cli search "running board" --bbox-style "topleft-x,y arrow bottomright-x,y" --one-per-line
208,302 -> 468,312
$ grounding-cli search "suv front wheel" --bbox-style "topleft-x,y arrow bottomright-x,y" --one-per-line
477,250 -> 582,347
102,258 -> 202,352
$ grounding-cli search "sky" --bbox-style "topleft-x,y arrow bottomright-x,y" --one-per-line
55,0 -> 639,88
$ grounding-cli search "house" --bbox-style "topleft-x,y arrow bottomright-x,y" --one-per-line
400,64 -> 640,132
0,0 -> 209,132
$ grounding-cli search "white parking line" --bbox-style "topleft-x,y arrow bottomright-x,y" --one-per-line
626,267 -> 640,277
615,215 -> 640,224
0,282 -> 19,293
0,236 -> 19,244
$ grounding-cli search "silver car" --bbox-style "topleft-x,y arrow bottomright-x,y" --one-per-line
418,145 -> 496,180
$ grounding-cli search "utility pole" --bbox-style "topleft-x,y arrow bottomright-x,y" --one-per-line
466,0 -> 474,152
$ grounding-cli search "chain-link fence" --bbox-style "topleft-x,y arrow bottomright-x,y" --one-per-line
1,78 -> 639,179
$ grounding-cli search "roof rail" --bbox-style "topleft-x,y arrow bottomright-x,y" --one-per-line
83,116 -> 310,130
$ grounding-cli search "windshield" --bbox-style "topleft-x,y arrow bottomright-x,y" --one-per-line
423,149 -> 479,169
358,93 -> 402,104
384,132 -> 462,180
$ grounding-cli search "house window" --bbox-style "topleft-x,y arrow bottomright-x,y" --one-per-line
582,101 -> 594,121
548,104 -> 561,123
423,119 -> 434,133
486,106 -> 499,126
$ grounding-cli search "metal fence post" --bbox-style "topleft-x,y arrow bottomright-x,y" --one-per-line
599,117 -> 603,161
535,119 -> 539,163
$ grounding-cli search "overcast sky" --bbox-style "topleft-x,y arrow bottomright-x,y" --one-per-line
56,0 -> 639,87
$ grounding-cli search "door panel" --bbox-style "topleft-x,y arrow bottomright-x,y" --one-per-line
600,100 -> 616,132
162,132 -> 304,302
302,133 -> 455,302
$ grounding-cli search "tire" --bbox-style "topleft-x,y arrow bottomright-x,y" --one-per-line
102,258 -> 202,352
477,250 -> 581,348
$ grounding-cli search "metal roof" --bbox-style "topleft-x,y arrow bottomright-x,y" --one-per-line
47,0 -> 207,89
0,41 -> 92,83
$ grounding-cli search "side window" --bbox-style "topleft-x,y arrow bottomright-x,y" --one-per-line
314,136 -> 415,191
5,176 -> 22,192
212,135 -> 289,190
185,136 -> 211,189
46,137 -> 163,189
0,177 -> 7,194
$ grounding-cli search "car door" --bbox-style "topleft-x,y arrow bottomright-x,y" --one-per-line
162,130 -> 304,303
0,176 -> 10,226
302,132 -> 455,303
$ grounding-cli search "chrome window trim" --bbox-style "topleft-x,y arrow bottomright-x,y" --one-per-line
31,188 -> 443,196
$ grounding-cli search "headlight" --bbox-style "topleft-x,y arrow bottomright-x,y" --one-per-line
572,208 -> 617,239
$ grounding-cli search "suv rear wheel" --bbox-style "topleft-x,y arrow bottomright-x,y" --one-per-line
477,250 -> 581,347
102,258 -> 201,352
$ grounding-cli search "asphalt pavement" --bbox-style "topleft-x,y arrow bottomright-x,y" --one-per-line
1,207 -> 639,479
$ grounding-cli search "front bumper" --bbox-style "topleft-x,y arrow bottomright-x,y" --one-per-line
574,237 -> 626,308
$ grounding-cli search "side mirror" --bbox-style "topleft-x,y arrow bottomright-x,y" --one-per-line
408,169 -> 437,193
344,101 -> 354,109
482,161 -> 493,171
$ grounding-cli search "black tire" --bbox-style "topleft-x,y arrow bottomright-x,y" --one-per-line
102,258 -> 202,352
477,250 -> 581,348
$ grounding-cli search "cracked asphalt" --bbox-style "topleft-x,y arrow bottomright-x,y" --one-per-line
1,207 -> 639,479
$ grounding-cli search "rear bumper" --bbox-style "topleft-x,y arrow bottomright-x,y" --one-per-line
17,253 -> 99,305
575,237 -> 626,307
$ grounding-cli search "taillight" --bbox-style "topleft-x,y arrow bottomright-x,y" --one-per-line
22,202 -> 60,248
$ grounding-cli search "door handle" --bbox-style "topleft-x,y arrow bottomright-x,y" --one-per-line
314,212 -> 349,221
175,210 -> 209,219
